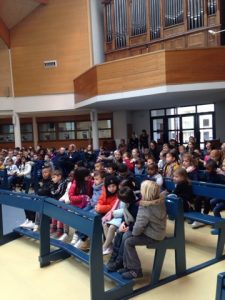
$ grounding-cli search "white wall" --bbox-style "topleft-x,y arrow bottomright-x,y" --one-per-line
215,101 -> 225,142
89,0 -> 105,65
113,111 -> 129,146
130,110 -> 150,137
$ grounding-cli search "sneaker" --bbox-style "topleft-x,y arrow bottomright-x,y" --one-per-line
70,233 -> 79,245
191,221 -> 205,229
74,239 -> 90,251
122,269 -> 143,279
20,219 -> 29,227
22,220 -> 35,230
33,225 -> 39,232
103,247 -> 113,255
58,233 -> 68,242
107,261 -> 123,273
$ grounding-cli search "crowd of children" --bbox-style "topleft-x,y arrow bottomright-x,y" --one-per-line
0,136 -> 225,279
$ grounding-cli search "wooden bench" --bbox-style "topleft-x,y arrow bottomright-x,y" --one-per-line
164,178 -> 225,258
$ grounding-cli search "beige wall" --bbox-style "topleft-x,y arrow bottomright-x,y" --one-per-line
0,41 -> 12,97
10,0 -> 92,97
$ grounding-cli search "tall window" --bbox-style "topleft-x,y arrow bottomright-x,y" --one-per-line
21,124 -> 33,142
0,124 -> 14,143
150,104 -> 215,148
39,123 -> 57,141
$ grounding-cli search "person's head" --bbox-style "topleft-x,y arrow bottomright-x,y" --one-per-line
0,158 -> 4,165
7,150 -> 13,158
182,153 -> 195,169
68,144 -> 76,152
135,158 -> 145,170
106,162 -> 118,175
120,139 -> 125,145
118,186 -> 136,204
146,157 -> 155,166
210,149 -> 221,162
59,147 -> 66,155
87,144 -> 92,151
221,143 -> 225,153
68,170 -> 75,182
42,167 -> 52,180
52,169 -> 63,183
169,139 -> 177,148
44,154 -> 50,161
104,175 -> 119,195
119,178 -> 136,190
173,168 -> 188,184
206,142 -> 212,151
166,150 -> 178,164
205,159 -> 217,174
21,156 -> 29,164
147,164 -> 158,176
93,170 -> 105,186
140,180 -> 160,202
114,150 -> 122,161
141,129 -> 147,136
150,140 -> 157,150
189,136 -> 196,144
159,151 -> 167,161
7,158 -> 14,165
123,152 -> 131,160
74,167 -> 90,182
188,141 -> 195,151
117,163 -> 128,178
179,145 -> 186,154
163,143 -> 170,153
95,161 -> 104,171
131,148 -> 140,159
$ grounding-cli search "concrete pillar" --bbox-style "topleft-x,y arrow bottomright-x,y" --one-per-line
32,116 -> 38,150
91,109 -> 99,150
13,112 -> 21,148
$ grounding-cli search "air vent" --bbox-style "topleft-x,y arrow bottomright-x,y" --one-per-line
43,60 -> 58,68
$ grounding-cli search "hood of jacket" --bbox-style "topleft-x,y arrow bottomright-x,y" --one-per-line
140,192 -> 166,207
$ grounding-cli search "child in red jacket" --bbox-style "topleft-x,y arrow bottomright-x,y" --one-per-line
95,175 -> 119,214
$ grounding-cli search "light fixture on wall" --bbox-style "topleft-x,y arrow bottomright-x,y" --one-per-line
208,29 -> 225,35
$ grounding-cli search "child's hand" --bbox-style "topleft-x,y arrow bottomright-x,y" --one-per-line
119,222 -> 128,233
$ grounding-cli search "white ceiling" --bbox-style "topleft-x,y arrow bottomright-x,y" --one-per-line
0,0 -> 40,29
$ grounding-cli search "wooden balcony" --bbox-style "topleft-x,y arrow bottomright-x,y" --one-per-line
74,47 -> 225,103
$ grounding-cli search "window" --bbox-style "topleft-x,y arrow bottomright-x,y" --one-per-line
76,121 -> 91,140
150,104 -> 215,146
0,124 -> 14,142
58,122 -> 75,140
39,123 -> 56,141
21,124 -> 33,142
98,120 -> 112,139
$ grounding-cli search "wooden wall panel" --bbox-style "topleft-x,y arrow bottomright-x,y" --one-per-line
10,0 -> 92,97
0,18 -> 10,47
75,51 -> 166,102
0,45 -> 12,97
166,48 -> 225,84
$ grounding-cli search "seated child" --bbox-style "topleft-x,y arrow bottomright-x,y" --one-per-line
182,153 -> 198,181
172,168 -> 193,212
123,152 -> 134,172
106,186 -> 139,272
146,164 -> 163,187
50,169 -> 68,238
134,158 -> 146,175
121,181 -> 167,279
163,150 -> 180,178
158,151 -> 166,173
95,175 -> 119,214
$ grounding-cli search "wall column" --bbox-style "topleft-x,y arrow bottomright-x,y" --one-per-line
91,109 -> 99,150
32,116 -> 38,150
13,112 -> 21,148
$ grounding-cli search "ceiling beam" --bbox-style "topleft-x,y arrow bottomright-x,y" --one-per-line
0,17 -> 10,48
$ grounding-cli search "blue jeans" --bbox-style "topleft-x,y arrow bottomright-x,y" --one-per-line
210,198 -> 225,218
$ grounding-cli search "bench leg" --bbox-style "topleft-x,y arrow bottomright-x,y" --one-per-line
216,228 -> 225,259
175,247 -> 186,275
39,214 -> 51,267
151,248 -> 166,285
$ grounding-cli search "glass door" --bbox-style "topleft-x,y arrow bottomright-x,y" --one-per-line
152,118 -> 164,144
168,117 -> 180,143
198,114 -> 214,149
181,115 -> 195,146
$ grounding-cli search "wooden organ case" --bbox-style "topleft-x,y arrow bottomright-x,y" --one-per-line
103,0 -> 224,61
